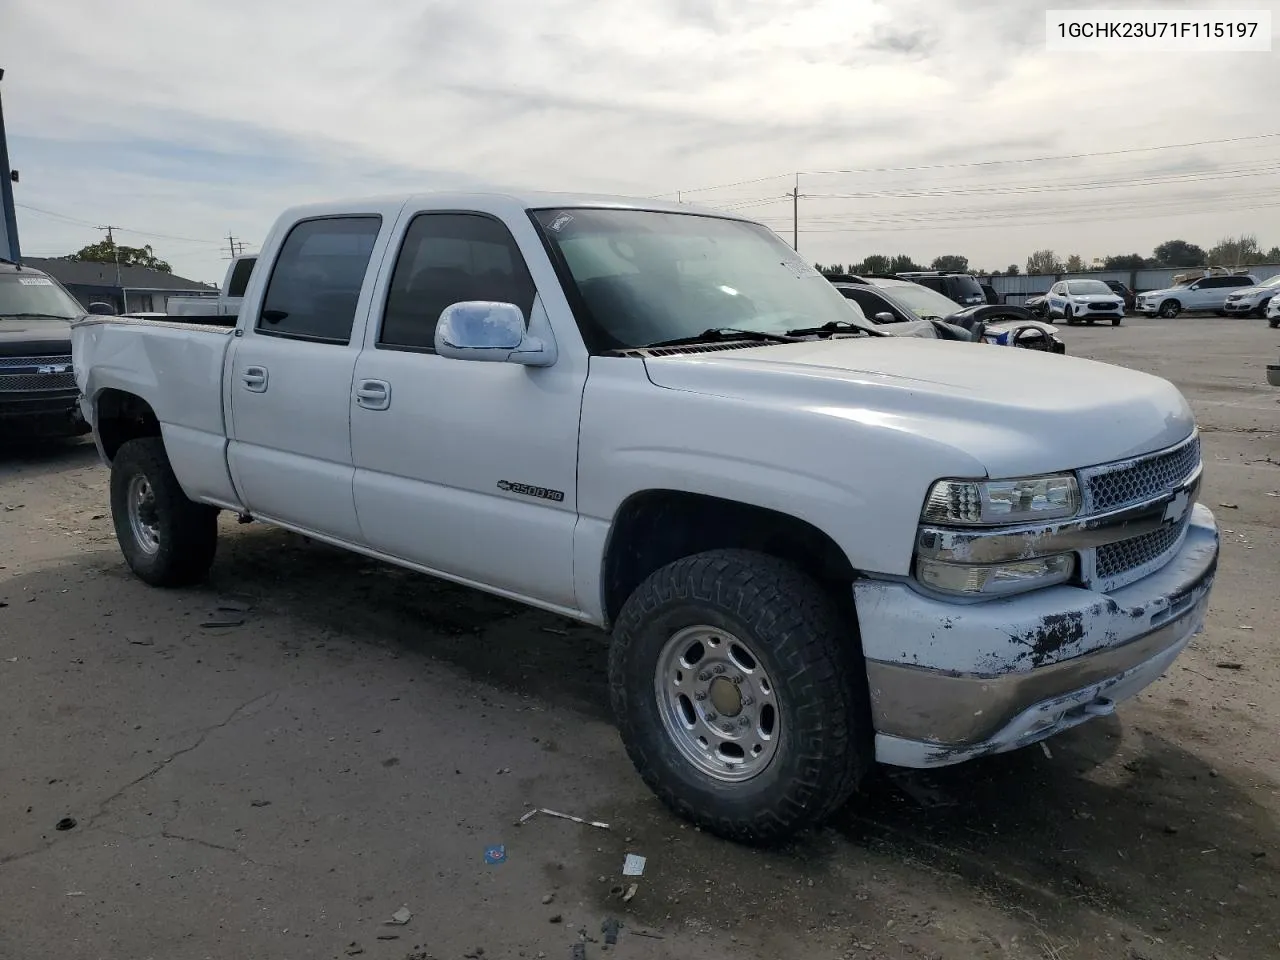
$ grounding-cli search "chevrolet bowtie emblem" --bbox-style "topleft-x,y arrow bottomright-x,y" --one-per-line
1162,489 -> 1190,524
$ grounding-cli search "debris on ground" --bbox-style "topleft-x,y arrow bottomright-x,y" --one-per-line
385,906 -> 412,925
1040,742 -> 1053,759
345,943 -> 364,956
1215,662 -> 1244,670
623,883 -> 638,902
55,817 -> 77,831
571,945 -> 586,960
631,930 -> 665,940
541,893 -> 555,904
549,914 -> 563,924
517,807 -> 610,830
216,597 -> 253,612
201,612 -> 245,628
601,918 -> 620,945
484,844 -> 507,864
375,934 -> 399,940
1218,502 -> 1240,509
463,948 -> 485,959
622,853 -> 646,876
250,799 -> 271,808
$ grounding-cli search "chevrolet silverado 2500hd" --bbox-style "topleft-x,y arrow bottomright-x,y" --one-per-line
71,193 -> 1220,843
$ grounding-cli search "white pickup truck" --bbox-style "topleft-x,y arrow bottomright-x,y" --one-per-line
71,192 -> 1219,843
164,253 -> 257,321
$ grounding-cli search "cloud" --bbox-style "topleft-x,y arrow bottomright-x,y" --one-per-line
2,0 -> 1277,280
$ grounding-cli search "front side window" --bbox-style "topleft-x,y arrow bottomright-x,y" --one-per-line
872,280 -> 962,319
257,216 -> 382,344
532,208 -> 870,352
380,213 -> 536,352
839,287 -> 898,322
0,272 -> 85,320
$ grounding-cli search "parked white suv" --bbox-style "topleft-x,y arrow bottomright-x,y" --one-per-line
1045,278 -> 1125,326
1267,293 -> 1280,328
1137,274 -> 1258,318
1222,273 -> 1280,318
71,191 -> 1219,844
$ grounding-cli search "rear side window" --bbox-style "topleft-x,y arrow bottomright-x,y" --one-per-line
257,217 -> 382,344
379,213 -> 537,352
838,287 -> 898,322
914,276 -> 945,295
226,257 -> 256,298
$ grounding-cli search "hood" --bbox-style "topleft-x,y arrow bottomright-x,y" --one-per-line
0,314 -> 76,357
642,337 -> 1194,478
1229,284 -> 1271,296
1066,294 -> 1118,302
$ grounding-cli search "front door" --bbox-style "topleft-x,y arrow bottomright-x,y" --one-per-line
227,214 -> 388,543
349,211 -> 585,610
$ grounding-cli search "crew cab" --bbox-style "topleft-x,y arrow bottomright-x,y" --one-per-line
72,192 -> 1220,844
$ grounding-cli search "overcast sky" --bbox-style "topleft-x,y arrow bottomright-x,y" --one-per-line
3,0 -> 1278,282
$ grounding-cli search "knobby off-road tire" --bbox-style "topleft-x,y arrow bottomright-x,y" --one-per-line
609,549 -> 872,845
110,437 -> 219,587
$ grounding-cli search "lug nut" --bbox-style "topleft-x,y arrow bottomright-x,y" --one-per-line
713,664 -> 726,675
698,671 -> 711,682
721,722 -> 735,733
740,696 -> 754,707
732,675 -> 744,684
738,717 -> 750,729
694,692 -> 707,701
704,711 -> 718,721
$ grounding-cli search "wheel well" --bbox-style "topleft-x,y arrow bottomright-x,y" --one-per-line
96,389 -> 161,461
602,490 -> 856,626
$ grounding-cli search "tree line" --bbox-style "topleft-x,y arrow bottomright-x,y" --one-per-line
816,233 -> 1280,279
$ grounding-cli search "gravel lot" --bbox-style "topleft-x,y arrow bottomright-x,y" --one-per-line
2,315 -> 1277,960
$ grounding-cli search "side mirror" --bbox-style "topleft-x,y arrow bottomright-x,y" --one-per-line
435,301 -> 554,367
1189,283 -> 1200,290
88,302 -> 117,316
873,311 -> 896,324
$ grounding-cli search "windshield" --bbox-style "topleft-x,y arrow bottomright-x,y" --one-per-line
531,208 -> 869,350
1259,274 -> 1280,288
870,279 -> 963,319
1066,280 -> 1112,295
947,274 -> 984,300
0,273 -> 85,320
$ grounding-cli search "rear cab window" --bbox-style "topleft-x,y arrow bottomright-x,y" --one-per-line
947,275 -> 985,301
256,217 -> 382,345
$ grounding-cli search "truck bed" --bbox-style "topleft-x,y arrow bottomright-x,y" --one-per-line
71,316 -> 241,508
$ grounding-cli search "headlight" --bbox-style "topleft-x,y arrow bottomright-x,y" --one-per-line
921,474 -> 1081,526
917,554 -> 1075,597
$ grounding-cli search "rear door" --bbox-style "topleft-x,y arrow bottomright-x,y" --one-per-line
226,212 -> 395,542
348,210 -> 585,609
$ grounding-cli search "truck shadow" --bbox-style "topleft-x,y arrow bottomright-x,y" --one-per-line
37,521 -> 1278,956
0,435 -> 97,472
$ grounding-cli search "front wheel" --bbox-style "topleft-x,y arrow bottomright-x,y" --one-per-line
609,549 -> 871,844
1111,317 -> 1123,326
1064,307 -> 1077,326
1158,300 -> 1182,319
110,437 -> 219,587
1270,317 -> 1279,329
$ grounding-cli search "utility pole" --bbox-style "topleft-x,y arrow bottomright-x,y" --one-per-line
223,233 -> 246,259
791,172 -> 799,251
97,224 -> 122,288
0,67 -> 21,263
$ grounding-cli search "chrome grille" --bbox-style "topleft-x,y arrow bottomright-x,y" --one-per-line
1095,516 -> 1189,582
1085,435 -> 1201,512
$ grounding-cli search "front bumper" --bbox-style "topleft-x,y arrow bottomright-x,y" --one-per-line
854,503 -> 1218,768
0,388 -> 88,434
1223,299 -> 1259,314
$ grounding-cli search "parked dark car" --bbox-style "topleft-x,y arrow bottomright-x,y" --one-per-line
1103,279 -> 1136,312
892,270 -> 987,306
0,260 -> 90,438
980,282 -> 1001,305
829,275 -> 1065,352
1024,293 -> 1049,317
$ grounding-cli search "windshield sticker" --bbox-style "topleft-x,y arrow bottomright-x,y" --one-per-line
17,277 -> 55,286
548,213 -> 574,233
779,257 -> 821,280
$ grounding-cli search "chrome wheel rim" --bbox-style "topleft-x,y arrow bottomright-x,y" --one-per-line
127,474 -> 161,555
654,625 -> 780,783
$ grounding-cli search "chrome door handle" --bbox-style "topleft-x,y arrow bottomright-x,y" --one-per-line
242,365 -> 268,392
355,379 -> 391,411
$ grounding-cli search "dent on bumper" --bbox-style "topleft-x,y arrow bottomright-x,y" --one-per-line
854,503 -> 1218,768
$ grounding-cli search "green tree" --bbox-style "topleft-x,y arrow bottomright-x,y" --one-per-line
856,254 -> 892,274
1103,253 -> 1148,270
814,263 -> 847,276
887,254 -> 923,273
1152,239 -> 1206,268
68,240 -> 173,273
930,254 -> 969,272
1063,254 -> 1086,273
1206,233 -> 1262,267
1026,249 -> 1063,275
1265,246 -> 1280,262
1005,264 -> 1020,276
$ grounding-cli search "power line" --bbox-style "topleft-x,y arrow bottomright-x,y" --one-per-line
14,202 -> 223,245
663,131 -> 1280,197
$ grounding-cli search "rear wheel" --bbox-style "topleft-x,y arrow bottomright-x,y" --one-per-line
110,437 -> 219,587
1158,300 -> 1181,319
609,549 -> 871,845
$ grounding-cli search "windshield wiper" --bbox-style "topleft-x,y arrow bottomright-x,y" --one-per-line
645,327 -> 803,349
1,312 -> 75,320
784,319 -> 885,337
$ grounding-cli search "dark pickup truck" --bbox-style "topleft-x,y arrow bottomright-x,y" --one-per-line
0,259 -> 90,437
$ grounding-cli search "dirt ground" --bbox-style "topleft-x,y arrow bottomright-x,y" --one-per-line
1,315 -> 1277,960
